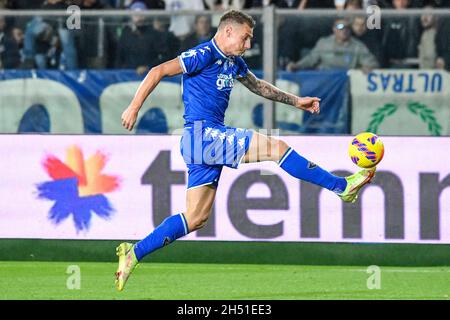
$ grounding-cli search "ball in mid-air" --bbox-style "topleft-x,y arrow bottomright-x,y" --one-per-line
349,132 -> 384,168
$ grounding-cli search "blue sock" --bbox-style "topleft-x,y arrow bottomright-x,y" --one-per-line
279,147 -> 347,194
133,213 -> 189,261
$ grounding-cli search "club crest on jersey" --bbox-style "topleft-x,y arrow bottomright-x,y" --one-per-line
216,73 -> 234,90
223,59 -> 234,71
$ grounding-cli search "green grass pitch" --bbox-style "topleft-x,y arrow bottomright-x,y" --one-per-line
1,261 -> 450,300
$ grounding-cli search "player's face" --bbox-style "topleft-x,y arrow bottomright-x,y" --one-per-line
227,23 -> 253,56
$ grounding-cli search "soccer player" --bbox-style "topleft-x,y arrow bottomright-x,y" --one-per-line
116,10 -> 375,291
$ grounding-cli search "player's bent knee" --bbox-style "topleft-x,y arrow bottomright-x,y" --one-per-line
269,138 -> 289,162
278,139 -> 289,155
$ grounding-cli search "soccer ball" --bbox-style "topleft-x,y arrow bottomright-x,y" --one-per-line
349,132 -> 384,168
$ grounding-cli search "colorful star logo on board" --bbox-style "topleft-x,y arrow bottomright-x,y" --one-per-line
36,145 -> 120,232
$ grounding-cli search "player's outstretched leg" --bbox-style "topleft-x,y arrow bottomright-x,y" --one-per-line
242,131 -> 375,202
115,185 -> 216,291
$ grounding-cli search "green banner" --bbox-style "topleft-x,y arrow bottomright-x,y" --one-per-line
349,70 -> 450,136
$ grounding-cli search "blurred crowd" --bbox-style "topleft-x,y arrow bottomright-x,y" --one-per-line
0,0 -> 449,72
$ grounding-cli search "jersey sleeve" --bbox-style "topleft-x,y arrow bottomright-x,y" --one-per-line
235,56 -> 249,79
178,47 -> 215,75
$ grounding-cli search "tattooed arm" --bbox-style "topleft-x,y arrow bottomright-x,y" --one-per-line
238,70 -> 321,114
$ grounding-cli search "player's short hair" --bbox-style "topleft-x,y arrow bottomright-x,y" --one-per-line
218,10 -> 255,29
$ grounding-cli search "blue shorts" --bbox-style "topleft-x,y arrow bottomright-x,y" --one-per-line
180,121 -> 254,189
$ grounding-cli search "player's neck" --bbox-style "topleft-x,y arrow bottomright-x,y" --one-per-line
213,35 -> 231,57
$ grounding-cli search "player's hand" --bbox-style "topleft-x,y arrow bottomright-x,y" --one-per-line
121,105 -> 139,131
295,96 -> 321,114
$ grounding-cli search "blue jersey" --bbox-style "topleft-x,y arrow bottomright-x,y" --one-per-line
178,38 -> 249,126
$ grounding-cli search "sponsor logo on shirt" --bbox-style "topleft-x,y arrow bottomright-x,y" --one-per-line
216,73 -> 234,90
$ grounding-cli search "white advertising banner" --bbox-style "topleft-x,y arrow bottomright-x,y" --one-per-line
0,135 -> 449,243
349,69 -> 450,136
